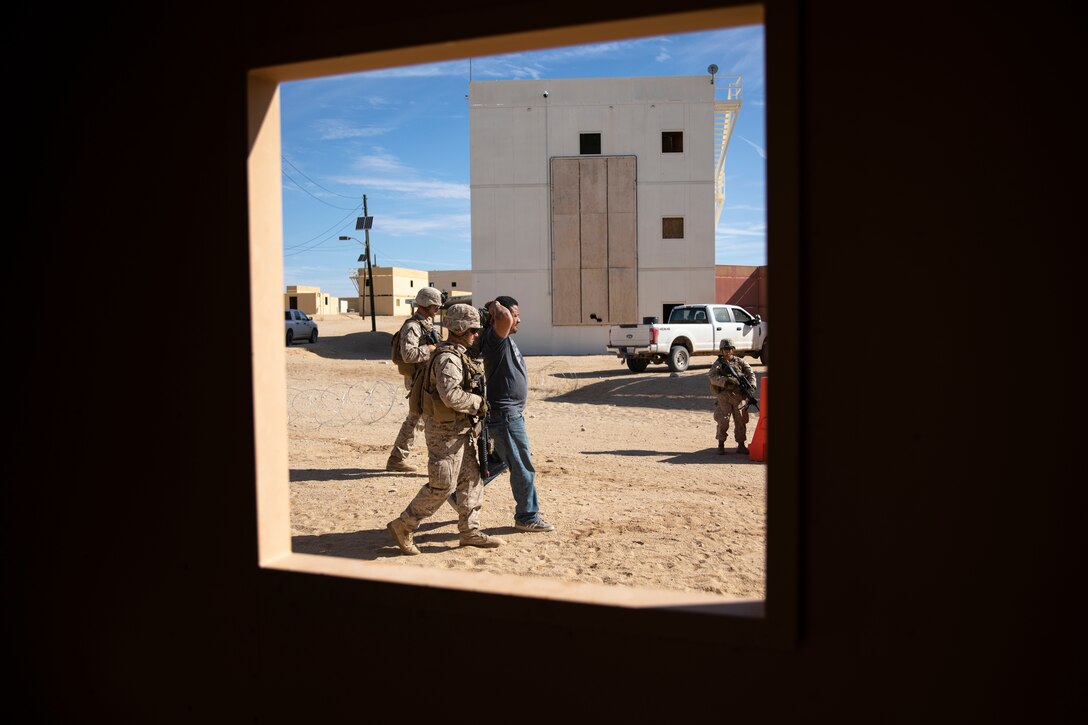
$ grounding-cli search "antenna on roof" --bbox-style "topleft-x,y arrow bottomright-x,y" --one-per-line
708,64 -> 719,84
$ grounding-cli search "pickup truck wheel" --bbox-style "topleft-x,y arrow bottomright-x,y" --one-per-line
760,340 -> 767,366
626,357 -> 650,373
667,345 -> 690,372
286,329 -> 294,346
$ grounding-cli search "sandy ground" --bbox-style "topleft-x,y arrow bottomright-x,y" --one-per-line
286,313 -> 767,601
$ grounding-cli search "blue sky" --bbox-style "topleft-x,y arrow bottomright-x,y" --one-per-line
280,24 -> 766,299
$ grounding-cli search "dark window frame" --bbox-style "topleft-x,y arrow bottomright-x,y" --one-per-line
662,130 -> 684,153
662,216 -> 685,239
579,132 -> 602,154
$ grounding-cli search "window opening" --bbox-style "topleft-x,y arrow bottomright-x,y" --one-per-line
662,217 -> 685,239
252,8 -> 791,639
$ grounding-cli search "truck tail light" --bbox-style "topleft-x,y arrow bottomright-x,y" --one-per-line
649,327 -> 658,344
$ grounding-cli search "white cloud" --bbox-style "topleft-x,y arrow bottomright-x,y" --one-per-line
314,119 -> 392,140
351,151 -> 412,174
377,213 -> 472,236
332,176 -> 469,200
359,60 -> 469,79
739,135 -> 766,159
330,150 -> 470,200
717,225 -> 767,238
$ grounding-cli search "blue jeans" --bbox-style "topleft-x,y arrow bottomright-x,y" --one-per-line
483,409 -> 540,524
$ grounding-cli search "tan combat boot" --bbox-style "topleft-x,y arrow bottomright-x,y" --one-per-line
458,531 -> 503,549
387,519 -> 420,555
385,458 -> 416,473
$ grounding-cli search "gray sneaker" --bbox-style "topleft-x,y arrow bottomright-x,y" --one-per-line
387,519 -> 420,555
458,531 -> 503,548
514,517 -> 555,533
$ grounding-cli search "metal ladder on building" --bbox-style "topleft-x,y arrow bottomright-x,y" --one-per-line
713,76 -> 742,227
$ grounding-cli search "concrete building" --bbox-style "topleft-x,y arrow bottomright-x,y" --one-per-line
470,75 -> 741,354
284,285 -> 340,317
427,269 -> 472,300
355,266 -> 429,316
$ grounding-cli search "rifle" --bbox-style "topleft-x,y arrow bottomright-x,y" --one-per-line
422,327 -> 441,346
472,373 -> 492,477
717,359 -> 760,412
472,373 -> 508,481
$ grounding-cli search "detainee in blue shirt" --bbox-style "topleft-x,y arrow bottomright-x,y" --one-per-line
476,296 -> 555,533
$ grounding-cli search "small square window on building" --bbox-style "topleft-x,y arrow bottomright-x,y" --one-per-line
662,217 -> 685,239
580,133 -> 601,155
662,131 -> 684,153
451,281 -> 457,288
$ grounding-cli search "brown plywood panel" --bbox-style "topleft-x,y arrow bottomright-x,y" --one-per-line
552,269 -> 581,325
552,213 -> 581,270
608,211 -> 637,267
580,213 -> 607,269
607,156 -> 636,213
579,158 -> 607,214
609,267 -> 637,323
580,267 -> 608,324
551,158 -> 580,215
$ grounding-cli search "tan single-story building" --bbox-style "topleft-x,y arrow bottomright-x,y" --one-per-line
284,285 -> 340,317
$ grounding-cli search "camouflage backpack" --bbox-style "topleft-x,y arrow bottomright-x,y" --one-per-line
390,319 -> 425,377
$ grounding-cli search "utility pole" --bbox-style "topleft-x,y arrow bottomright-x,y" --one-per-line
362,195 -> 376,332
342,202 -> 377,330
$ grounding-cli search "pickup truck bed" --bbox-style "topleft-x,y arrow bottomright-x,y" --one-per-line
606,303 -> 767,373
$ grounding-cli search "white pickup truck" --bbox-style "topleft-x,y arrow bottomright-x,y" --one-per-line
606,303 -> 767,373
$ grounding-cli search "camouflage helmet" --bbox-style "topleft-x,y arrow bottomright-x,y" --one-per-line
720,338 -> 736,350
415,286 -> 443,308
444,303 -> 482,335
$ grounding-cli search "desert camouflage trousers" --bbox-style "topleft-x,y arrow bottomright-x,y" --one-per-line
396,418 -> 484,534
389,408 -> 424,462
714,391 -> 750,444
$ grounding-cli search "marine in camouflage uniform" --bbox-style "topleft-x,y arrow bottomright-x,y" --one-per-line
709,338 -> 757,455
386,304 -> 503,555
385,286 -> 443,472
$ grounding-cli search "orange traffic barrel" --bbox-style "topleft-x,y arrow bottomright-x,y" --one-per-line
748,377 -> 767,462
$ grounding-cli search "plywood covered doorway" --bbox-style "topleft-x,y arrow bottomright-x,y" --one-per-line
550,156 -> 637,325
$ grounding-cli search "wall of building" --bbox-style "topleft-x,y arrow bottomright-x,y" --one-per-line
427,269 -> 472,298
284,286 -> 339,317
715,264 -> 767,320
471,76 -> 716,355
16,1 -> 1080,721
358,266 -> 428,316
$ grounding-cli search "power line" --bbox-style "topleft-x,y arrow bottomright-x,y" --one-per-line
282,170 -> 359,210
282,156 -> 360,200
283,205 -> 361,253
